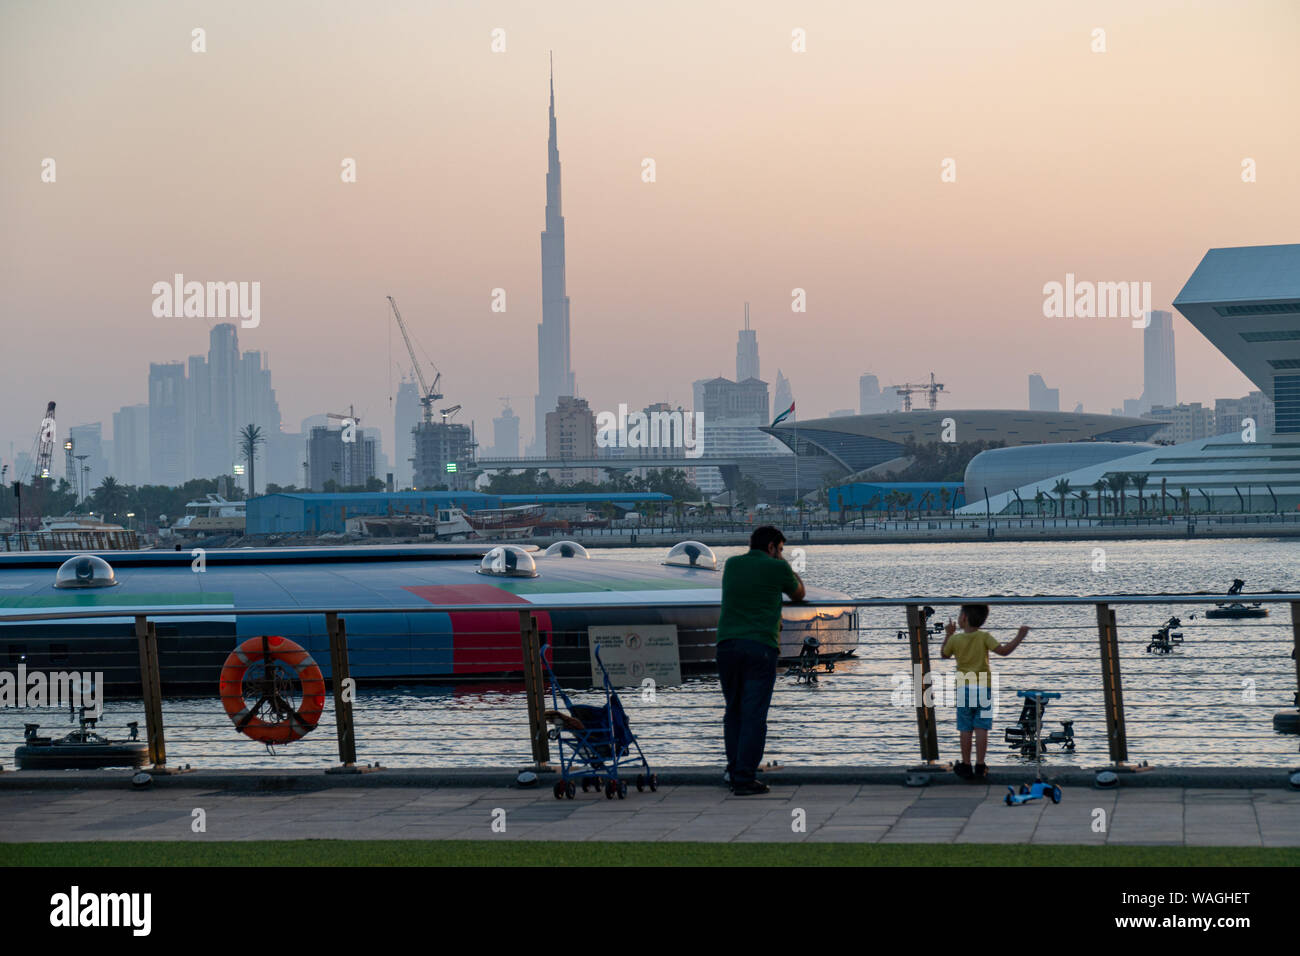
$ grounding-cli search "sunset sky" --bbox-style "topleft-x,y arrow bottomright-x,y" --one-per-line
2,0 -> 1297,468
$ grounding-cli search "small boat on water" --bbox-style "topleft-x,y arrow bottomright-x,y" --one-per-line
1204,578 -> 1269,619
465,504 -> 544,539
15,708 -> 148,770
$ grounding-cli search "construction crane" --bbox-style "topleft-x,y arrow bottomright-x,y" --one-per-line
438,404 -> 462,424
386,296 -> 442,423
327,406 -> 362,427
34,401 -> 57,481
885,372 -> 946,412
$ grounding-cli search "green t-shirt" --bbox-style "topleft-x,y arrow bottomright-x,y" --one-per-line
944,629 -> 1000,677
716,549 -> 801,649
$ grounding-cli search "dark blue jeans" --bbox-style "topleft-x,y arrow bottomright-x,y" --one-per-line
716,638 -> 779,785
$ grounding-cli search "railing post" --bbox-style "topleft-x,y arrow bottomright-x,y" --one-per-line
325,611 -> 360,771
905,604 -> 941,764
1095,602 -> 1129,765
134,614 -> 167,769
1290,603 -> 1300,711
519,611 -> 550,767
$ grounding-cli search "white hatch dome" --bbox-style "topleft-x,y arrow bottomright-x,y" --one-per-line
54,554 -> 119,589
663,541 -> 717,570
544,541 -> 589,559
477,545 -> 538,578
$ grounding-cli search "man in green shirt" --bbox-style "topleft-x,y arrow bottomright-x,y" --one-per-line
716,525 -> 805,795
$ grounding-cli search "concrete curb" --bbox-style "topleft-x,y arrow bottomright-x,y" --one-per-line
2,765 -> 1297,792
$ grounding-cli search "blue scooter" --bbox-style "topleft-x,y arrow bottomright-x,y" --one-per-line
1005,690 -> 1063,806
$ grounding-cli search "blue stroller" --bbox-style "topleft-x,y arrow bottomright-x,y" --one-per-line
542,642 -> 656,799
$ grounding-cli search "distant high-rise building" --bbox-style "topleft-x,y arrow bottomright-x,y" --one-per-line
148,362 -> 187,486
532,59 -> 577,453
413,421 -> 475,491
1214,390 -> 1275,435
773,370 -> 793,421
307,424 -> 376,491
394,378 -> 420,488
206,323 -> 240,475
1141,310 -> 1176,411
545,396 -> 597,485
736,303 -> 759,382
859,374 -> 883,414
492,402 -> 520,459
112,404 -> 150,486
68,423 -> 107,496
698,377 -> 769,425
1147,402 -> 1214,444
1028,373 -> 1060,412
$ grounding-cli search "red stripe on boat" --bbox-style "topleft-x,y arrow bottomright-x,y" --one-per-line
404,584 -> 552,674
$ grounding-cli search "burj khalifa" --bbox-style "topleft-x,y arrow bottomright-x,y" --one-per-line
532,57 -> 576,453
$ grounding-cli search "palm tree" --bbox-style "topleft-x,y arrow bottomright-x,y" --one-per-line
1033,490 -> 1046,517
1052,479 -> 1072,519
239,424 -> 265,498
1160,476 -> 1169,515
1106,472 -> 1128,516
1077,488 -> 1090,517
938,487 -> 951,514
91,476 -> 128,524
1131,473 -> 1150,516
1180,486 -> 1191,516
1092,478 -> 1107,516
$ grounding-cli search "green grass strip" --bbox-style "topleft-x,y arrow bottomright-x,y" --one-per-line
3,841 -> 1295,867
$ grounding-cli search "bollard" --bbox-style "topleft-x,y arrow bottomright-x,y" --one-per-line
1095,603 -> 1129,765
905,604 -> 941,764
133,615 -> 167,769
325,611 -> 361,772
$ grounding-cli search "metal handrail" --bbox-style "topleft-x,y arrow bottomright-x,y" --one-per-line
1,591 -> 1298,624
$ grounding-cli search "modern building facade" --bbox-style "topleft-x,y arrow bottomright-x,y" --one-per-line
491,402 -> 521,459
532,62 -> 576,454
394,378 -> 420,489
307,424 -> 377,492
111,404 -> 150,486
958,244 -> 1300,515
1146,402 -> 1214,444
148,361 -> 187,487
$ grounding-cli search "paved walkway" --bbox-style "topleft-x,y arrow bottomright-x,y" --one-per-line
2,783 -> 1297,845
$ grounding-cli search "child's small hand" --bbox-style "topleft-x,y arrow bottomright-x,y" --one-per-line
944,619 -> 956,638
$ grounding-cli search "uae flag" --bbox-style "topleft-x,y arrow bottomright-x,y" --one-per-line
771,401 -> 795,427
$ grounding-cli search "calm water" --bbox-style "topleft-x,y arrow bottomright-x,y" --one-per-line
6,538 -> 1298,771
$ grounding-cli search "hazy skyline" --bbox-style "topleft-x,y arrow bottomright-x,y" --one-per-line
3,0 -> 1297,471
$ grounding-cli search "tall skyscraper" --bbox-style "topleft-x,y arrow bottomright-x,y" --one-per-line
545,396 -> 597,484
394,378 -> 420,488
112,404 -> 150,486
1141,310 -> 1176,411
148,362 -> 187,486
773,370 -> 793,420
736,303 -> 759,382
1028,373 -> 1060,411
492,401 -> 520,458
533,58 -> 576,453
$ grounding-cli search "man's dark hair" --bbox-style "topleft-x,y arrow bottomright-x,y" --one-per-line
750,525 -> 785,552
961,604 -> 989,628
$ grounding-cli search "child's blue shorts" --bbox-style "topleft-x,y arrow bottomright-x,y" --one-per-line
955,684 -> 993,731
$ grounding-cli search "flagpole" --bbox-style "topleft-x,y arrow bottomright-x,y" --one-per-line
793,406 -> 800,528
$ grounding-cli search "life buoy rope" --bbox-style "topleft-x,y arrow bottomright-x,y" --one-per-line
219,635 -> 326,744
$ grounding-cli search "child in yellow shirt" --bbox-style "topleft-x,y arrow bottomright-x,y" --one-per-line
941,603 -> 1030,780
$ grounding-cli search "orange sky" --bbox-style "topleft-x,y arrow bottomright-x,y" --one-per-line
2,0 -> 1297,464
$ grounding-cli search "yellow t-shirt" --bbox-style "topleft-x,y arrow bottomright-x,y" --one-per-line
945,629 -> 999,678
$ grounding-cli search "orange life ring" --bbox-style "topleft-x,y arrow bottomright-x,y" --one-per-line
219,635 -> 327,743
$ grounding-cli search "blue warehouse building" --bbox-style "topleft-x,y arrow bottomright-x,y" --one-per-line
246,491 -> 673,535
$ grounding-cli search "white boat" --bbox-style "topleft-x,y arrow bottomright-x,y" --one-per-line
171,495 -> 247,533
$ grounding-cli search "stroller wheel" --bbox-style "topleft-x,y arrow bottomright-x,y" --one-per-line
605,781 -> 615,800
553,781 -> 565,800
1005,792 -> 1014,806
565,781 -> 576,799
581,779 -> 589,792
1050,785 -> 1062,804
617,781 -> 628,799
648,774 -> 658,792
636,774 -> 645,792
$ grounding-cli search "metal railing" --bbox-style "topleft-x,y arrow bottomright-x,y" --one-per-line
1,592 -> 1297,772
